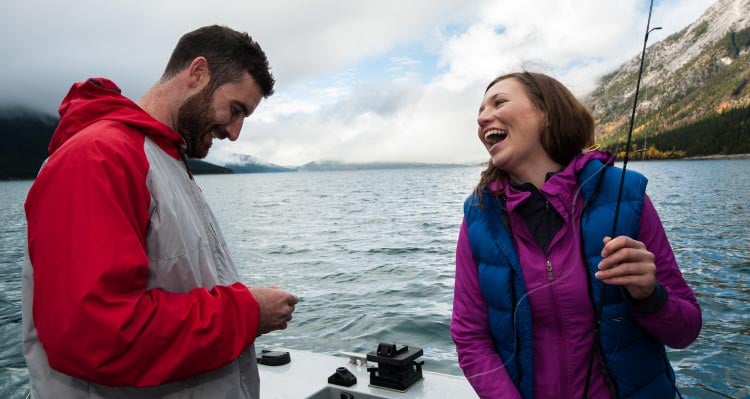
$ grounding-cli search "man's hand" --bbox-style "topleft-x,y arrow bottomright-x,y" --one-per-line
595,236 -> 657,301
249,286 -> 298,336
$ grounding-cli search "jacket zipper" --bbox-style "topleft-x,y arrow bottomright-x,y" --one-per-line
545,199 -> 553,281
545,254 -> 570,398
546,259 -> 554,281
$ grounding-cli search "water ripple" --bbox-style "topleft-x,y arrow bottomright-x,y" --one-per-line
3,162 -> 749,397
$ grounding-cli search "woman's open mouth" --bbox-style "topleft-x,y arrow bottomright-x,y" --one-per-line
484,129 -> 508,146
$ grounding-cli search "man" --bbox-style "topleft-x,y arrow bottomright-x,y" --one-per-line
22,25 -> 298,398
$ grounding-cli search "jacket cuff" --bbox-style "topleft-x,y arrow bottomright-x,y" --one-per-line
625,281 -> 668,314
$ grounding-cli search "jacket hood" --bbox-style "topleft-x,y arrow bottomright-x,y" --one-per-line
49,78 -> 183,155
570,148 -> 615,174
496,149 -> 613,216
491,149 -> 615,194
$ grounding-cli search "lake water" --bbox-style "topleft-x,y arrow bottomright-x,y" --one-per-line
1,160 -> 748,398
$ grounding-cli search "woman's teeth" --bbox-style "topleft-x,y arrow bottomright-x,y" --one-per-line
484,129 -> 508,145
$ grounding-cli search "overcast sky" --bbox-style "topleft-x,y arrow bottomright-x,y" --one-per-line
2,0 -> 714,166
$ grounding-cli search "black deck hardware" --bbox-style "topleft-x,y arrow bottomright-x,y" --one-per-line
328,366 -> 358,387
366,343 -> 424,391
257,349 -> 291,366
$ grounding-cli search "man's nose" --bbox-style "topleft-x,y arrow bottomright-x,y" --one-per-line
226,118 -> 244,141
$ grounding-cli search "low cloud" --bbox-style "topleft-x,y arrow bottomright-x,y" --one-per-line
2,0 -> 713,165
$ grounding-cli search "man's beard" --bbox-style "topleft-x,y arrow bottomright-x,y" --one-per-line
176,86 -> 216,159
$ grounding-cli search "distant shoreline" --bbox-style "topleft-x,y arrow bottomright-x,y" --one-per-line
628,153 -> 750,162
683,153 -> 750,160
3,155 -> 749,181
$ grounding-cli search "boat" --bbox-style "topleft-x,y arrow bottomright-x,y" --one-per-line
257,343 -> 478,398
19,343 -> 476,398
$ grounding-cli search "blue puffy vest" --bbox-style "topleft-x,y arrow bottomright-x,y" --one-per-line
463,160 -> 677,398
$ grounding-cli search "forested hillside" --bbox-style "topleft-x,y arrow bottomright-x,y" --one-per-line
0,110 -> 231,179
587,0 -> 750,158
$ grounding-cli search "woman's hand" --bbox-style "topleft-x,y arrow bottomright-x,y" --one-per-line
595,236 -> 657,301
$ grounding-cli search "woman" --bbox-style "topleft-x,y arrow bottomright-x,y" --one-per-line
451,72 -> 701,399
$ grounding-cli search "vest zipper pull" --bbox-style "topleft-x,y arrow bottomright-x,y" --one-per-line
546,259 -> 554,281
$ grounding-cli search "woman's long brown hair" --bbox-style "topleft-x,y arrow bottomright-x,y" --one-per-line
474,72 -> 595,206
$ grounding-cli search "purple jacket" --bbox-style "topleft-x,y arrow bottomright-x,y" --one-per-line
451,151 -> 702,399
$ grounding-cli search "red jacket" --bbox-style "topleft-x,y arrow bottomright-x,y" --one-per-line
23,78 -> 261,398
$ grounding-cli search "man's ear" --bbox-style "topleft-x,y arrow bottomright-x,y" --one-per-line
186,56 -> 211,90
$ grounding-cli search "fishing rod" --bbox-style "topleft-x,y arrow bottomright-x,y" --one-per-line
582,1 -> 661,397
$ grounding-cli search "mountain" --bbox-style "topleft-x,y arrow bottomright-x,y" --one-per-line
0,109 -> 233,179
586,0 -> 750,158
222,154 -> 295,173
0,108 -> 58,179
185,159 -> 233,174
297,160 -> 465,172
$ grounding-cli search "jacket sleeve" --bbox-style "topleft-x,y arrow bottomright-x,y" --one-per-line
25,129 -> 261,387
629,195 -> 702,348
451,220 -> 522,399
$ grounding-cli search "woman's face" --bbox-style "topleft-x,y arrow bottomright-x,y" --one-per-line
477,78 -> 551,180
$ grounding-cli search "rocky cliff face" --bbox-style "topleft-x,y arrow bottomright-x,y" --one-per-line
586,0 -> 750,144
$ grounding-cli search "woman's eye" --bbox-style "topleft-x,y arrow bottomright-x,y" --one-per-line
494,99 -> 505,107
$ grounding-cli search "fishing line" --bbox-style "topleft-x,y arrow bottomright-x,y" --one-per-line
582,0 -> 661,397
467,8 -> 662,382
